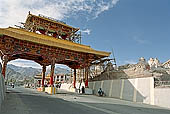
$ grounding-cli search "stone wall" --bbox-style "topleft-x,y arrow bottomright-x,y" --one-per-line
89,77 -> 154,105
0,63 -> 5,110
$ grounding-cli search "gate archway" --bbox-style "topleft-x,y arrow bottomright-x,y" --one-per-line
0,13 -> 110,94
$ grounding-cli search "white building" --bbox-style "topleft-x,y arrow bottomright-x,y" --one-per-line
54,74 -> 70,83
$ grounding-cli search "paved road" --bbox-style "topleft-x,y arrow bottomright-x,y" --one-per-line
1,87 -> 170,114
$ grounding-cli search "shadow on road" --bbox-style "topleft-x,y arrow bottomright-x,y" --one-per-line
76,101 -> 170,114
1,88 -> 170,114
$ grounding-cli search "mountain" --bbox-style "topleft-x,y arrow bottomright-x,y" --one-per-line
6,67 -> 23,80
7,64 -> 41,77
6,64 -> 70,81
46,67 -> 70,75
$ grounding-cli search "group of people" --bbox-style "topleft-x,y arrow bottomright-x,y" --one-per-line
79,86 -> 104,96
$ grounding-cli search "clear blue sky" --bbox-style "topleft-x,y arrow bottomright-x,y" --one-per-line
0,0 -> 170,68
67,0 -> 170,65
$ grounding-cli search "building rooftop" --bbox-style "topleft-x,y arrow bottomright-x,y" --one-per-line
25,13 -> 79,31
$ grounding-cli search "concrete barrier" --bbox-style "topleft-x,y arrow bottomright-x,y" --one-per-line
0,63 -> 6,110
154,88 -> 170,108
45,87 -> 56,94
60,83 -> 72,91
60,83 -> 93,94
89,77 -> 154,105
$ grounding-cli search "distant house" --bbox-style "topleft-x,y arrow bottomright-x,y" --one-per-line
34,73 -> 70,87
34,74 -> 50,87
162,59 -> 170,68
54,74 -> 70,83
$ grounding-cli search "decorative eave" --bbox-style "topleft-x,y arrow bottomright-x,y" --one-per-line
26,13 -> 79,32
0,27 -> 110,58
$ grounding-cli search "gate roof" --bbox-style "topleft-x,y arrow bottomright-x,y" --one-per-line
0,27 -> 110,58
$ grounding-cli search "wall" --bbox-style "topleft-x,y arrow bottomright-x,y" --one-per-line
154,88 -> 170,108
60,82 -> 85,92
61,77 -> 170,109
89,77 -> 154,105
0,63 -> 6,110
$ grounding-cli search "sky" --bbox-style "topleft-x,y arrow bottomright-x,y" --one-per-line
0,0 -> 170,69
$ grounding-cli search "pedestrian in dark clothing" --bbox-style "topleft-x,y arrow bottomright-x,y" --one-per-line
82,86 -> 85,94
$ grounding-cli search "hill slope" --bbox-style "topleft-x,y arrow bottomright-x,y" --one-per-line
6,64 -> 70,81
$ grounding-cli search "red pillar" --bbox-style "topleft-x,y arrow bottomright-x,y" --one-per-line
85,67 -> 89,88
73,69 -> 76,88
41,65 -> 46,87
50,59 -> 55,86
50,76 -> 53,86
2,55 -> 8,78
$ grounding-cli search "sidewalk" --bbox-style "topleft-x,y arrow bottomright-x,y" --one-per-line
26,87 -> 170,111
55,88 -> 170,110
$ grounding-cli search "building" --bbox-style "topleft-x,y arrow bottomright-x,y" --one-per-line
162,59 -> 170,69
54,74 -> 70,83
0,12 -> 110,94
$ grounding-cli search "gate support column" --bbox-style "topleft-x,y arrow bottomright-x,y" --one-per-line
49,58 -> 55,94
73,69 -> 76,88
2,55 -> 8,79
85,67 -> 89,88
41,65 -> 46,91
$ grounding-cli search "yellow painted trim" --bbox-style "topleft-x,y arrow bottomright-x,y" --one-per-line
0,27 -> 110,57
51,87 -> 53,94
41,87 -> 45,92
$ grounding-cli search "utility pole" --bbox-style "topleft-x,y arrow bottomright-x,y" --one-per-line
112,48 -> 117,68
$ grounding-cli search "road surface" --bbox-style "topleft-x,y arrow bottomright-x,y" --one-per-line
1,87 -> 170,114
